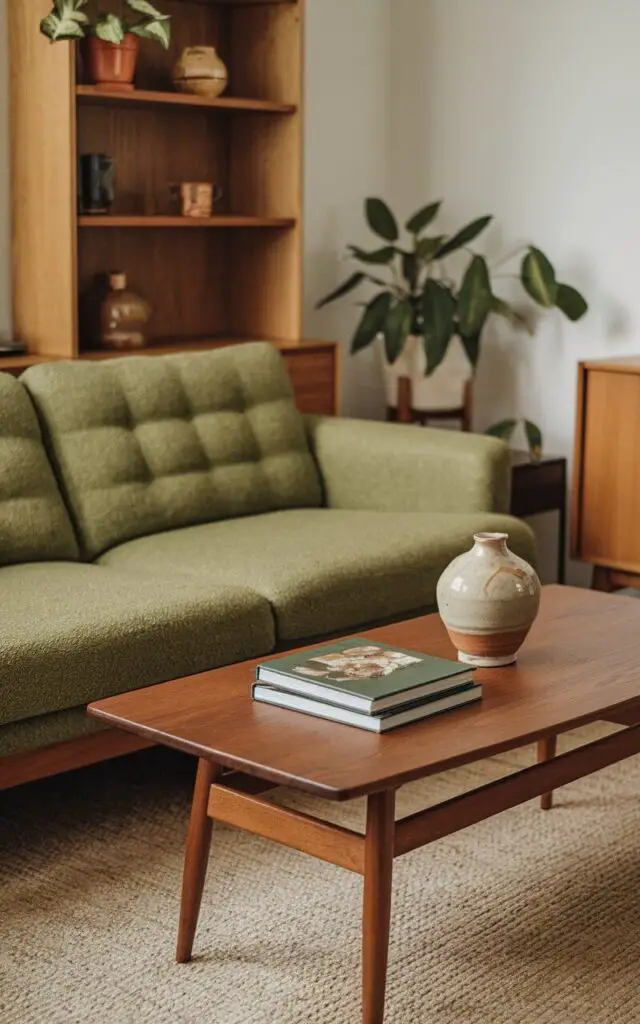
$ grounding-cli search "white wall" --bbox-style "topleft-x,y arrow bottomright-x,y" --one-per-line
390,0 -> 640,583
303,0 -> 391,417
0,0 -> 10,337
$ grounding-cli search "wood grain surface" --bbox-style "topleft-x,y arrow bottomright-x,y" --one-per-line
89,586 -> 640,801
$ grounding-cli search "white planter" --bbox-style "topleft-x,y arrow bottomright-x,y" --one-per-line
382,335 -> 472,411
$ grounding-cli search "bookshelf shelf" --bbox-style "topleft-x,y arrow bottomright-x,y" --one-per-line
76,85 -> 296,115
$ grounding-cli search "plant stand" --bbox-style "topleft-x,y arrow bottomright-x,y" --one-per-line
387,376 -> 473,430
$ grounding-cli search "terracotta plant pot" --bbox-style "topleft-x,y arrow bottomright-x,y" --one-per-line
86,35 -> 140,93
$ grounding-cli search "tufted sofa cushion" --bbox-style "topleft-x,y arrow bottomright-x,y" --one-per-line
0,373 -> 78,565
22,344 -> 323,559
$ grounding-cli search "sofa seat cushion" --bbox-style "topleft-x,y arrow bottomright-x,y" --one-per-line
0,374 -> 78,565
0,563 -> 275,727
22,344 -> 322,559
99,509 -> 537,642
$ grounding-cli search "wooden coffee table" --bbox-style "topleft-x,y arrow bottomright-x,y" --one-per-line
89,585 -> 640,1024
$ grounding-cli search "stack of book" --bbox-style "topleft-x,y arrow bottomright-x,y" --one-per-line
252,638 -> 482,732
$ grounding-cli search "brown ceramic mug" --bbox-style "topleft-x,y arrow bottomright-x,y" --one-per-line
169,182 -> 223,218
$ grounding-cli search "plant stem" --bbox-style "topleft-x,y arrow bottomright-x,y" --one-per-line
490,244 -> 527,270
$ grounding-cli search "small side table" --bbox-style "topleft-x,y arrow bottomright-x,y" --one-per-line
510,451 -> 567,583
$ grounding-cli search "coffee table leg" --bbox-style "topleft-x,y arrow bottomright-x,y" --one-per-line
362,789 -> 395,1024
537,736 -> 557,810
176,758 -> 221,963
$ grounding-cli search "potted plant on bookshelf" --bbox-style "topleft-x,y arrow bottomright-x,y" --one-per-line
40,0 -> 171,93
316,199 -> 588,453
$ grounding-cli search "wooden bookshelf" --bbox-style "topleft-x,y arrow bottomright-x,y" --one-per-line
7,0 -> 338,415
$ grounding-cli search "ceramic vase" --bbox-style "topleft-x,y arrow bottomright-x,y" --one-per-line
173,46 -> 228,98
382,335 -> 472,412
100,272 -> 151,351
436,532 -> 541,668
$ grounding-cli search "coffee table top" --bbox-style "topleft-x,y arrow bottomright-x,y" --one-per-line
88,586 -> 640,801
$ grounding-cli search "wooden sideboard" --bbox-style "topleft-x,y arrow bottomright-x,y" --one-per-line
572,357 -> 640,591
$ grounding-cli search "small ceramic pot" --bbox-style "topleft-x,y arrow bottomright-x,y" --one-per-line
173,46 -> 228,99
86,35 -> 139,92
436,532 -> 541,668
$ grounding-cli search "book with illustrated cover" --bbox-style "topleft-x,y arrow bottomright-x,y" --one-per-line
254,638 -> 474,714
253,682 -> 483,733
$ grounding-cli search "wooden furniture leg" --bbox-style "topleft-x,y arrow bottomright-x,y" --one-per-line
176,758 -> 221,963
592,567 -> 615,592
537,736 -> 557,810
362,789 -> 395,1024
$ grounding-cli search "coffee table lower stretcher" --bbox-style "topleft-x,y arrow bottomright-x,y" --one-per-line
176,723 -> 640,1024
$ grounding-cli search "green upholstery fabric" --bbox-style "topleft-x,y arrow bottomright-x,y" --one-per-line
0,374 -> 78,564
0,705 -> 106,759
99,509 -> 537,641
306,415 -> 512,515
22,344 -> 322,559
0,562 -> 275,726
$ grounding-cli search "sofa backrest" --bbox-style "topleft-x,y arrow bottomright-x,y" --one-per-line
0,373 -> 79,564
22,343 -> 323,559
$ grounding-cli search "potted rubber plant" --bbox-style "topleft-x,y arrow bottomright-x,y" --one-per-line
317,198 -> 588,453
40,1 -> 171,92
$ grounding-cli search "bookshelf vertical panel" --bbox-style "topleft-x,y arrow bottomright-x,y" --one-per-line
229,228 -> 301,342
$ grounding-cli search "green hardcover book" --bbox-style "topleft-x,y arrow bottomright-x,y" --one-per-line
254,638 -> 474,714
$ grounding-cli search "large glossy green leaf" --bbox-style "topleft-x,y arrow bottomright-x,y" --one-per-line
126,0 -> 170,19
490,295 -> 533,334
383,300 -> 413,363
556,283 -> 588,321
351,293 -> 393,354
95,13 -> 126,43
460,331 -> 481,369
521,248 -> 557,307
435,216 -> 493,260
524,419 -> 543,459
417,235 -> 446,262
405,201 -> 442,235
458,255 -> 492,338
485,419 -> 517,441
347,245 -> 396,265
130,17 -> 171,47
316,272 -> 365,309
422,281 -> 455,375
365,198 -> 399,243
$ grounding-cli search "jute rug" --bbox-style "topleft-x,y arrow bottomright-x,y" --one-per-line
2,723 -> 640,1024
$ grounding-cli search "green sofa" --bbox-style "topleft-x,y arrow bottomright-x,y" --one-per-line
0,342 -> 536,766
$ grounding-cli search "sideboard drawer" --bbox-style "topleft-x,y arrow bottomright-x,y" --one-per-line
282,343 -> 339,416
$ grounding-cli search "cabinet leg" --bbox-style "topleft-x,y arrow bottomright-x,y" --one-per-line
362,790 -> 395,1024
176,758 -> 220,963
537,736 -> 557,810
592,567 -> 615,593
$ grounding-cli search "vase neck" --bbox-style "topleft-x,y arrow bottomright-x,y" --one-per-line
473,532 -> 509,557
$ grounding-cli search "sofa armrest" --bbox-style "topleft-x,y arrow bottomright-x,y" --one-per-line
304,416 -> 512,514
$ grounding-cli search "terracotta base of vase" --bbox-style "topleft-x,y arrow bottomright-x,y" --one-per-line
445,625 -> 531,669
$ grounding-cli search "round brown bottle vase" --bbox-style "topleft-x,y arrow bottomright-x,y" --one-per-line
86,35 -> 140,93
436,532 -> 541,668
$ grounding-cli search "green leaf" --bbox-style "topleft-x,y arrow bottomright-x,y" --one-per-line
458,255 -> 492,338
316,272 -> 365,309
416,235 -> 446,262
460,331 -> 481,369
129,18 -> 171,47
40,14 -> 86,40
126,0 -> 170,19
421,281 -> 455,375
383,300 -> 413,363
351,292 -> 393,355
347,245 -> 396,265
556,283 -> 588,322
94,13 -> 126,43
521,247 -> 558,307
365,198 -> 399,243
524,419 -> 543,459
485,419 -> 517,441
435,216 -> 493,259
490,295 -> 533,334
405,201 -> 442,235
401,251 -> 417,290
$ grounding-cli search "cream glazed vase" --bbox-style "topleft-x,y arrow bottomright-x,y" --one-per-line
436,533 -> 541,668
